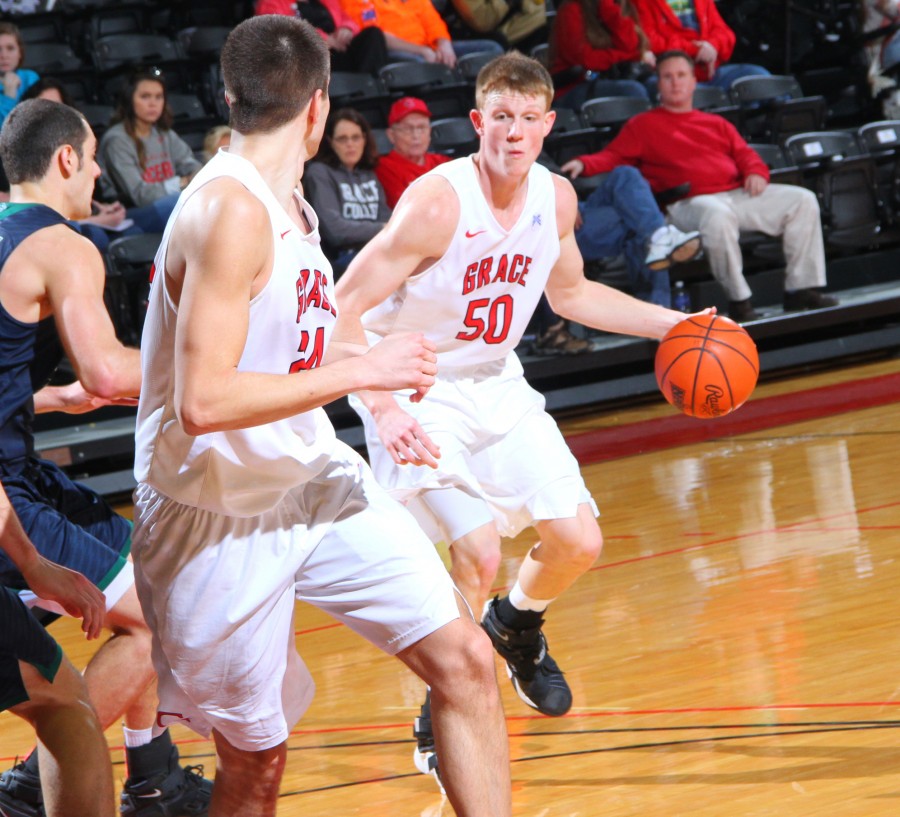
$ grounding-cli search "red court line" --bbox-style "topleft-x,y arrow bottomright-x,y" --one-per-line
567,370 -> 900,466
8,701 -> 899,764
593,498 -> 900,573
276,700 -> 900,740
296,622 -> 343,637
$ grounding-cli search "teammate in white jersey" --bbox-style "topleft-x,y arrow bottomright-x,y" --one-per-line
333,51 -> 713,782
131,16 -> 510,817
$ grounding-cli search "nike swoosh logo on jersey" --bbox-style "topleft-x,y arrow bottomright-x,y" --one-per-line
465,229 -> 486,238
136,789 -> 164,798
280,229 -> 292,239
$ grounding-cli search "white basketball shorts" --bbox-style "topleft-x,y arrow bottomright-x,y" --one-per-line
353,354 -> 598,542
131,444 -> 460,752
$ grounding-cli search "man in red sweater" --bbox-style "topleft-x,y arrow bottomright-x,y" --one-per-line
562,50 -> 838,322
375,96 -> 450,208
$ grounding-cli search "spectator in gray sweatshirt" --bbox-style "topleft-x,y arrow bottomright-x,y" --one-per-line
97,67 -> 201,232
304,107 -> 391,275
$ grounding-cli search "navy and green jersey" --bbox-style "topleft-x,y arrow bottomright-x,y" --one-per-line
0,203 -> 78,469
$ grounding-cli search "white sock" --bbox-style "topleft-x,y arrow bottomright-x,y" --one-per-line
123,726 -> 154,748
508,581 -> 554,613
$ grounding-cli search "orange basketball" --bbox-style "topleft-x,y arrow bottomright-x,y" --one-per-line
655,314 -> 759,418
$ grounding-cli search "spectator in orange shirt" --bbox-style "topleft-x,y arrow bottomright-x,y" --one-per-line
375,97 -> 451,208
339,0 -> 501,67
255,0 -> 390,73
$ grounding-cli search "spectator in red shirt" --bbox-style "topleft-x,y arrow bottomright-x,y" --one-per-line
633,0 -> 769,91
375,97 -> 450,208
549,0 -> 652,109
562,50 -> 837,323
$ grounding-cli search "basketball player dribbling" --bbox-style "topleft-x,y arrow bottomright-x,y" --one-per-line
131,16 -> 510,817
333,51 -> 713,783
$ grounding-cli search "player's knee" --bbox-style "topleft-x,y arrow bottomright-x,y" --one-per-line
437,620 -> 497,688
476,547 -> 502,591
451,527 -> 502,592
555,529 -> 603,572
581,526 -> 603,565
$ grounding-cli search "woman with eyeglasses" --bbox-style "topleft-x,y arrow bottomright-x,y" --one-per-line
97,67 -> 202,232
304,107 -> 392,275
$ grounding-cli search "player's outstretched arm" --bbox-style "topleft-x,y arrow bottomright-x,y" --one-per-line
0,482 -> 105,639
39,228 -> 141,400
546,175 -> 714,339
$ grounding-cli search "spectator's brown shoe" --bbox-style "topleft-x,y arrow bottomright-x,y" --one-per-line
783,288 -> 839,312
728,298 -> 761,323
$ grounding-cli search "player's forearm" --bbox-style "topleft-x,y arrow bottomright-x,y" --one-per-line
175,359 -> 376,435
0,491 -> 40,573
33,385 -> 75,413
551,280 -> 683,340
328,313 -> 395,413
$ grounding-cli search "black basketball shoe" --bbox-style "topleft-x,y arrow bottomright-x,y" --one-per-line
119,736 -> 212,817
0,761 -> 44,817
412,689 -> 444,793
481,597 -> 573,717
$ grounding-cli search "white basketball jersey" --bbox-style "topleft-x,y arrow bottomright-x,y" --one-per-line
134,150 -> 338,517
362,157 -> 560,367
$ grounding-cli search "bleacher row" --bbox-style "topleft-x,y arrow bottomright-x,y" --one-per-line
6,9 -> 898,317
89,63 -> 900,342
8,0 -> 899,497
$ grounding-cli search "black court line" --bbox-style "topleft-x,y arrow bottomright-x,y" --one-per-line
276,719 -> 900,797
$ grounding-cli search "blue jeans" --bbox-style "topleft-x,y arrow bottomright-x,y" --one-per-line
882,32 -> 900,73
556,77 -> 650,110
387,39 -> 503,63
127,192 -> 181,234
575,166 -> 670,307
706,63 -> 771,92
77,221 -> 143,253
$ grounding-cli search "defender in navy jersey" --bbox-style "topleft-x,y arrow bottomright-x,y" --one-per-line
0,478 -> 115,817
131,17 -> 510,817
0,99 -> 212,817
334,51 -> 714,783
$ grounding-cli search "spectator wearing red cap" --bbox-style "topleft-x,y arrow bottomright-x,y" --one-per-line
375,97 -> 451,208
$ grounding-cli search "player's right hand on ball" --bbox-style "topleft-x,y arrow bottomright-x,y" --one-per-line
366,332 -> 437,398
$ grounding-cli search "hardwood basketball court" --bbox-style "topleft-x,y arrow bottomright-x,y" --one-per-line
3,356 -> 900,816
